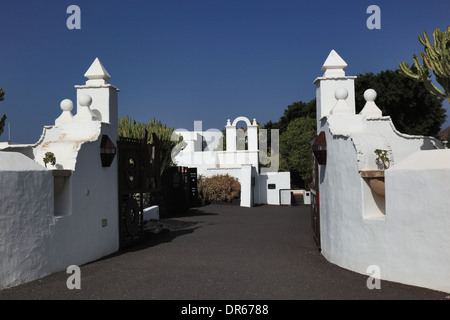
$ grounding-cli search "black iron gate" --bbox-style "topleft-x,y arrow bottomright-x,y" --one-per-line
117,131 -> 160,248
310,157 -> 321,250
311,132 -> 326,251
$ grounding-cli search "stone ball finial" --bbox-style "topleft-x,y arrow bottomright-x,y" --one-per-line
360,88 -> 382,119
78,94 -> 92,107
60,99 -> 73,112
330,87 -> 353,115
364,89 -> 377,102
335,87 -> 348,100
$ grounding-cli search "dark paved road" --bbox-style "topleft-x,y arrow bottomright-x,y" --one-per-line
0,204 -> 448,300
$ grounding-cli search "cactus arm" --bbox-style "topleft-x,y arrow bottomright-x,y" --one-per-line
0,114 -> 6,137
399,61 -> 420,80
399,27 -> 450,103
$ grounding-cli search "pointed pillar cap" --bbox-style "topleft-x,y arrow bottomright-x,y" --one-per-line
84,58 -> 111,85
321,50 -> 348,77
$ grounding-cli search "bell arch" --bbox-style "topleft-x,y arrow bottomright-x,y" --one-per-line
226,116 -> 258,152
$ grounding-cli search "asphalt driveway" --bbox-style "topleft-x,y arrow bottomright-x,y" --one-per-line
0,204 -> 447,300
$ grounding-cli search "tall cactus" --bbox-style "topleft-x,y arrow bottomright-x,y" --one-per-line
118,116 -> 183,175
399,27 -> 450,102
0,88 -> 6,137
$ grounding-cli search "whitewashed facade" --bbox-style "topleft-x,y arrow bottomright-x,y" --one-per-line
315,50 -> 450,294
174,116 -> 291,207
0,58 -> 120,289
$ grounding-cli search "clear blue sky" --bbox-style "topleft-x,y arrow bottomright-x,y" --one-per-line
0,0 -> 449,143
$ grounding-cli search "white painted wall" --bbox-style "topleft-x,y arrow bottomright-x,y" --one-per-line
385,150 -> 450,292
0,58 -> 120,290
48,124 -> 119,272
240,164 -> 253,207
0,152 -> 54,290
319,121 -> 386,272
175,116 -> 290,207
175,121 -> 259,173
365,118 -> 441,164
257,172 -> 291,205
175,116 -> 259,207
315,50 -> 450,294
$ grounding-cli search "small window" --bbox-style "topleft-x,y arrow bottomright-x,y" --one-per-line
268,183 -> 276,190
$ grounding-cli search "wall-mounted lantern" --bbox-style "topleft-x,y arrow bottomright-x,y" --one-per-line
100,135 -> 116,167
312,131 -> 327,165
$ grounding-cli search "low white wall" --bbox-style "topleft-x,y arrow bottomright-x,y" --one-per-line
319,117 -> 450,293
257,172 -> 291,205
0,124 -> 119,290
385,150 -> 450,293
0,152 -> 54,290
203,167 -> 242,180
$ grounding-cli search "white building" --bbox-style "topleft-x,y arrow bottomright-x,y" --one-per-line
174,116 -> 291,207
313,50 -> 450,294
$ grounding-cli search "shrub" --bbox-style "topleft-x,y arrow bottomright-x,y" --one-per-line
197,174 -> 241,203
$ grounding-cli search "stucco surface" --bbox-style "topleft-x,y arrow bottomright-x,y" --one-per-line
0,153 -> 54,289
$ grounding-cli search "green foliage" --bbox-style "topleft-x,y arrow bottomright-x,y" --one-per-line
279,117 -> 316,189
0,88 -> 5,137
355,70 -> 446,137
399,27 -> 450,102
263,99 -> 316,188
264,99 -> 316,134
197,174 -> 241,203
43,152 -> 56,168
374,149 -> 390,170
118,116 -> 183,175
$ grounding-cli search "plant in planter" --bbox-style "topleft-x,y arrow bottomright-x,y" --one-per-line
43,152 -> 56,168
363,149 -> 391,197
374,149 -> 390,170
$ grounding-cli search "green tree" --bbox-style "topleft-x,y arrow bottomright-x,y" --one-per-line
265,99 -> 316,134
399,27 -> 450,102
279,117 -> 316,189
118,116 -> 183,176
355,70 -> 446,137
0,88 -> 6,137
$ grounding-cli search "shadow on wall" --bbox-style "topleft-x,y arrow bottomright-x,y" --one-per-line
258,174 -> 268,204
420,139 -> 439,150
